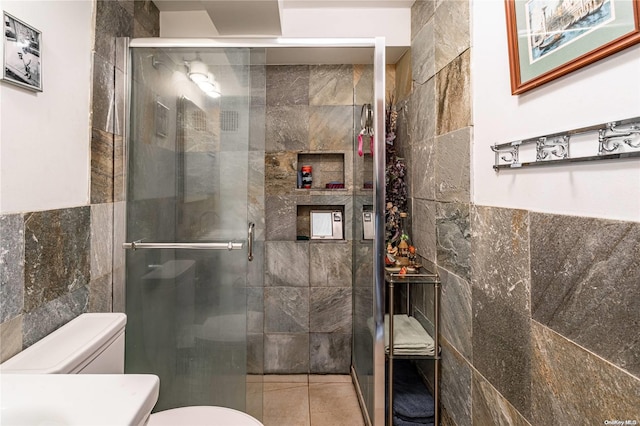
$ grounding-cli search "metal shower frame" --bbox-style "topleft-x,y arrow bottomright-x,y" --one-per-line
120,37 -> 387,426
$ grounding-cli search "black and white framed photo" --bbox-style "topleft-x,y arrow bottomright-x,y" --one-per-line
3,12 -> 42,92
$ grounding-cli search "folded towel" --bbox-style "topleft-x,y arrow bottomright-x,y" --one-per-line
395,407 -> 434,423
392,360 -> 436,419
395,416 -> 434,424
393,416 -> 434,426
384,315 -> 435,356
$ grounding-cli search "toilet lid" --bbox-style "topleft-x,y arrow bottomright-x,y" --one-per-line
148,406 -> 263,426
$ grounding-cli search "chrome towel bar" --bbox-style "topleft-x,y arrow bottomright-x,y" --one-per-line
123,241 -> 244,251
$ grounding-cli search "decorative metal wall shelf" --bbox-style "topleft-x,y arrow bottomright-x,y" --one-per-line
491,116 -> 640,170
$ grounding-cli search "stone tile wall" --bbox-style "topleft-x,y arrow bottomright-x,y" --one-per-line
404,2 -> 475,424
0,205 -> 113,361
0,1 -> 159,362
263,65 -> 366,374
247,57 -> 267,376
405,1 -> 640,424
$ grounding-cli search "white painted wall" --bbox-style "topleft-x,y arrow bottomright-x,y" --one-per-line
472,0 -> 640,222
0,0 -> 94,214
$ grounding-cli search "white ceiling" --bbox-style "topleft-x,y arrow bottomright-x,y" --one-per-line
152,0 -> 203,11
154,0 -> 282,35
153,1 -> 415,12
153,0 -> 415,36
152,0 -> 414,63
199,1 -> 282,36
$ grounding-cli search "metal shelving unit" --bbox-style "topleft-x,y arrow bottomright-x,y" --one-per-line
386,258 -> 440,426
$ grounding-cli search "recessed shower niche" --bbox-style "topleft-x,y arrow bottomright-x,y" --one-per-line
359,153 -> 374,191
296,153 -> 346,191
296,204 -> 346,240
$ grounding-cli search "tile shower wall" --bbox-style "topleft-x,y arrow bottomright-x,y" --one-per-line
94,0 -> 159,313
263,65 -> 363,374
405,1 -> 640,424
247,59 -> 267,376
0,1 -> 159,362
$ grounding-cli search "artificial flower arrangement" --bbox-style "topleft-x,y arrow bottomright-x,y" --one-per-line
384,98 -> 417,273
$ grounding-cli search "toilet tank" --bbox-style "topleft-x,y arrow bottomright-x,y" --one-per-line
0,313 -> 126,374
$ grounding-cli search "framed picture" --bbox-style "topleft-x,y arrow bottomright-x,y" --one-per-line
2,12 -> 42,91
505,0 -> 640,94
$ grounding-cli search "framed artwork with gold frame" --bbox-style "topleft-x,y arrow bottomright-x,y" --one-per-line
505,0 -> 640,94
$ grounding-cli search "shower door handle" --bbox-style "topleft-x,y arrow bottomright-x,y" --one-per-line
123,241 -> 244,251
247,222 -> 255,262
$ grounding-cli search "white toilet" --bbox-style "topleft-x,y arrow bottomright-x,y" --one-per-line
0,313 -> 263,426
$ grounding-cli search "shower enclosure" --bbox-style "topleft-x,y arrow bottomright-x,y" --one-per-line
118,38 -> 386,425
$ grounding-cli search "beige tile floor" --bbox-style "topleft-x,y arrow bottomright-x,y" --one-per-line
261,375 -> 366,426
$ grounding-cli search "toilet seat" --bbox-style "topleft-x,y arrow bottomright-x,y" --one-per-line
148,406 -> 263,426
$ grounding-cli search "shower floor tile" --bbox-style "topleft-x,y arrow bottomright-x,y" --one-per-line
263,382 -> 310,425
264,374 -> 309,383
308,374 -> 352,383
262,375 -> 365,426
309,381 -> 366,426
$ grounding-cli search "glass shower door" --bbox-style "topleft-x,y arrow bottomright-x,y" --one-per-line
124,46 -> 257,414
351,38 -> 386,426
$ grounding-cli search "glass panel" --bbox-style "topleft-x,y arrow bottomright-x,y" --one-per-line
125,46 -> 262,416
352,64 -> 376,421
